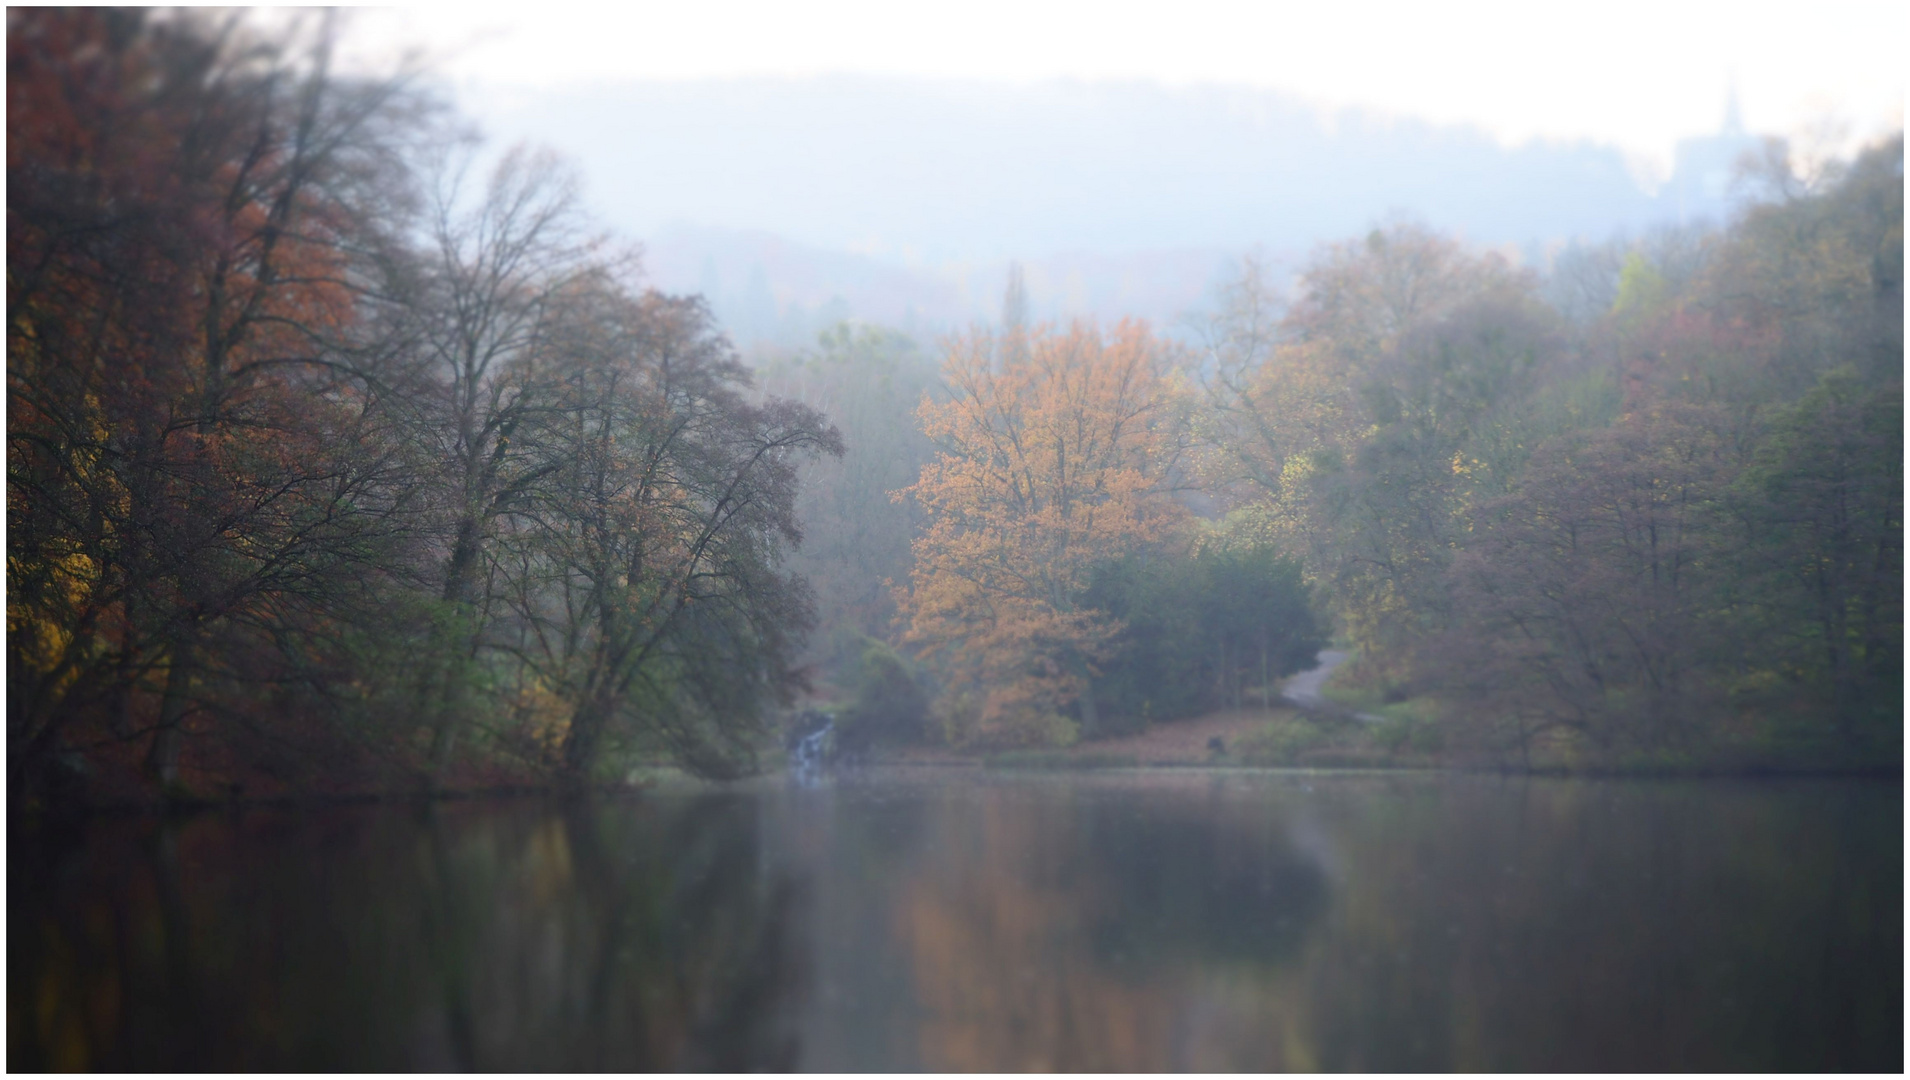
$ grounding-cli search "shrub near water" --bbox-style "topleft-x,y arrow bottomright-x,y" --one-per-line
1237,718 -> 1330,765
1373,714 -> 1446,756
985,749 -> 1137,770
834,640 -> 931,753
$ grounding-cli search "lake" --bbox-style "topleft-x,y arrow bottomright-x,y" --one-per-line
9,769 -> 1901,1070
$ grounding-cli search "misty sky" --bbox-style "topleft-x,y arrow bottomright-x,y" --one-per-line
349,2 -> 1903,173
334,3 -> 1904,341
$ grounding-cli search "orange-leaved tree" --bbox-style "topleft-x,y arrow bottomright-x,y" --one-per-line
898,322 -> 1191,747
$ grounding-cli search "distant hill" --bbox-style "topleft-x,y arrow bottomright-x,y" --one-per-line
642,225 -> 1243,347
453,75 -> 1749,345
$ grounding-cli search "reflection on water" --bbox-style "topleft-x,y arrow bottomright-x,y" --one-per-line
9,796 -> 805,1071
9,772 -> 1901,1071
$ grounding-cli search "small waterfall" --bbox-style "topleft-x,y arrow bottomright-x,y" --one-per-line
788,710 -> 835,781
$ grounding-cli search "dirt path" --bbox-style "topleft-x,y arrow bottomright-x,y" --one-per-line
1281,649 -> 1383,721
1282,649 -> 1352,707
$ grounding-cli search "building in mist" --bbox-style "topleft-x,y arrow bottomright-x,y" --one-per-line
1664,88 -> 1775,225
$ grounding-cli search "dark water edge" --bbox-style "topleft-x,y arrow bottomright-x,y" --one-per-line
10,769 -> 1902,1071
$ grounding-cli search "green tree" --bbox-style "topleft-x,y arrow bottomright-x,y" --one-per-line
1733,371 -> 1902,746
494,287 -> 841,782
1084,533 -> 1324,724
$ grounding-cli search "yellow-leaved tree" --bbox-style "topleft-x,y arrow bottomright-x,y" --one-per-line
899,322 -> 1190,747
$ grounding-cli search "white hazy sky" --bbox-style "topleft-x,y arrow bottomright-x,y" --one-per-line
341,1 -> 1905,175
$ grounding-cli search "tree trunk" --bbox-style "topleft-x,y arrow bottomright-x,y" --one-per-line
426,676 -> 465,782
423,523 -> 488,787
1072,656 -> 1101,740
420,607 -> 477,789
561,692 -> 615,788
441,514 -> 485,605
1228,640 -> 1240,710
145,647 -> 195,792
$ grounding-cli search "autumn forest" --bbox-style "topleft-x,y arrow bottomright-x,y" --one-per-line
8,10 -> 1902,808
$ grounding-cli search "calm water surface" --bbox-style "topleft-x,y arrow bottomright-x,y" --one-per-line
10,769 -> 1901,1070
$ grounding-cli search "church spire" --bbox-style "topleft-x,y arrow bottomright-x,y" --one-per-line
1722,75 -> 1744,137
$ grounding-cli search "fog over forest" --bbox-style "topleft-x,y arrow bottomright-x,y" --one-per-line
461,76 -> 1758,342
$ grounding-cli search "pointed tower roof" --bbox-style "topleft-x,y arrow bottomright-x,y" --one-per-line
1722,78 -> 1744,137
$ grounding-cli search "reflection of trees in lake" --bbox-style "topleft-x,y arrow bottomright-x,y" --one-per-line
9,798 -> 810,1070
894,781 -> 1332,1070
10,776 -> 1898,1071
883,775 -> 1899,1072
1287,779 -> 1901,1071
899,796 -> 1167,1070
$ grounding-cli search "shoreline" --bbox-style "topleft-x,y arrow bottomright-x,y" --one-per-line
15,755 -> 1902,822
